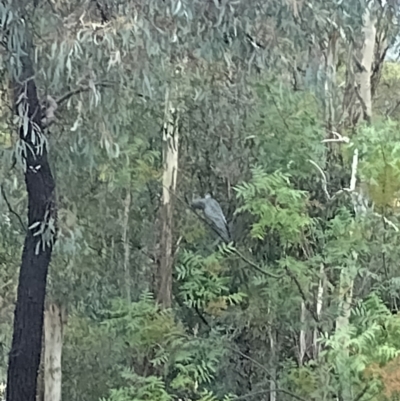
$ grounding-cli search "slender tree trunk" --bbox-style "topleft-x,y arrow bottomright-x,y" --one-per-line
122,187 -> 131,302
268,328 -> 277,401
43,303 -> 66,401
298,301 -> 306,366
312,264 -> 324,359
5,11 -> 57,401
357,3 -> 376,123
336,0 -> 375,335
335,8 -> 376,401
157,89 -> 179,308
324,31 -> 338,133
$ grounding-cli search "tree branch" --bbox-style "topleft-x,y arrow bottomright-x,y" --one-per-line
227,346 -> 308,401
0,184 -> 26,231
284,267 -> 320,323
55,82 -> 114,107
232,248 -> 284,279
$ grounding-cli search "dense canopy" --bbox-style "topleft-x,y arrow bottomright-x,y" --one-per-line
1,1 -> 400,401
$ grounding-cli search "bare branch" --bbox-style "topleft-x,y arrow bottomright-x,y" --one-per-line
232,248 -> 284,279
284,267 -> 320,323
308,160 -> 331,200
310,148 -> 358,202
373,212 -> 399,232
227,346 -> 308,401
321,131 -> 350,143
0,184 -> 26,231
56,82 -> 113,107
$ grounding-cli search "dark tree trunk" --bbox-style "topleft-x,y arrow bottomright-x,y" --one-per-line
6,48 -> 57,401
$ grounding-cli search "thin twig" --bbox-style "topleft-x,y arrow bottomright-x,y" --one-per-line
227,346 -> 308,401
308,160 -> 331,200
386,99 -> 400,117
353,384 -> 371,401
321,131 -> 350,144
232,388 -> 309,401
313,115 -> 359,199
56,82 -> 114,107
285,267 -> 319,323
0,184 -> 26,231
232,248 -> 284,279
228,346 -> 276,379
373,212 -> 399,232
309,148 -> 358,201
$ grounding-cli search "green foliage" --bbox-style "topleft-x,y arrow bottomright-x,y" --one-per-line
248,80 -> 324,179
176,250 -> 246,315
105,371 -> 172,401
355,120 -> 400,211
64,294 -> 230,401
320,295 -> 400,399
281,295 -> 400,401
235,166 -> 312,242
2,1 -> 400,401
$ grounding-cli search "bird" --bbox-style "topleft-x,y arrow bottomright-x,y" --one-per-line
191,194 -> 231,243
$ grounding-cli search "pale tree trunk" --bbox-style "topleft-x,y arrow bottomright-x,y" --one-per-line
335,7 -> 376,401
268,328 -> 277,401
356,2 -> 376,123
336,0 -> 376,334
157,89 -> 179,308
324,31 -> 338,133
298,301 -> 306,366
312,264 -> 324,359
122,187 -> 131,302
336,266 -> 355,333
43,303 -> 67,401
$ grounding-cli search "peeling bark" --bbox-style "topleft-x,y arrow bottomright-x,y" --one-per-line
357,4 -> 377,123
335,8 -> 376,401
43,303 -> 66,401
324,31 -> 339,133
156,90 -> 179,309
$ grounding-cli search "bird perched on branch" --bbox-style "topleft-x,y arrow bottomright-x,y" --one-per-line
191,193 -> 231,243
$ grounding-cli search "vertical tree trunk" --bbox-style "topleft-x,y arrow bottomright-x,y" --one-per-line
43,303 -> 66,401
157,90 -> 179,308
122,187 -> 131,302
5,10 -> 57,401
324,31 -> 338,133
335,6 -> 376,401
268,328 -> 277,401
36,335 -> 45,401
336,1 -> 376,334
298,301 -> 306,366
312,264 -> 324,359
357,3 -> 376,123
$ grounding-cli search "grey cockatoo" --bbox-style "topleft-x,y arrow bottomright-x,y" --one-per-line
191,194 -> 231,243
